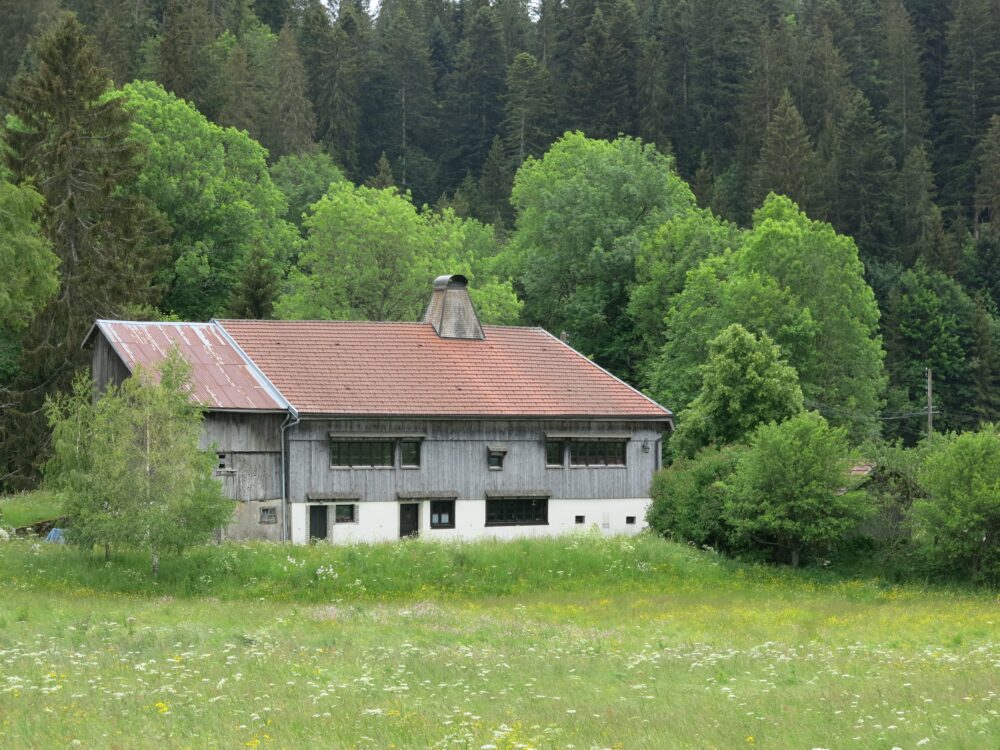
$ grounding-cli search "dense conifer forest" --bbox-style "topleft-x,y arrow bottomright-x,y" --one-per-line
2,0 -> 1000,488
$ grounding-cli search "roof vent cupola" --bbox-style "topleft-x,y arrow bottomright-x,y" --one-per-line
422,274 -> 485,340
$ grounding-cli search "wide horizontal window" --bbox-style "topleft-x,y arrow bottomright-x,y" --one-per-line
485,497 -> 548,526
570,440 -> 626,466
330,440 -> 394,467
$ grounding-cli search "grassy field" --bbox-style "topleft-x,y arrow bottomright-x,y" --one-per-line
0,491 -> 63,529
0,534 -> 997,749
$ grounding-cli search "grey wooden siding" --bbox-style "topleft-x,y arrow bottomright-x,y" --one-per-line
203,413 -> 284,502
91,334 -> 131,394
287,419 -> 665,502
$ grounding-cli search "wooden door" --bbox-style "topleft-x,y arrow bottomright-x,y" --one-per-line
399,503 -> 419,538
309,504 -> 328,540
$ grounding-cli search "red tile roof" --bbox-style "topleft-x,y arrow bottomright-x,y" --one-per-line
85,321 -> 287,411
216,320 -> 671,419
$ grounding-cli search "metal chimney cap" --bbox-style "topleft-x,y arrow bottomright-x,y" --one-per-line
432,274 -> 469,290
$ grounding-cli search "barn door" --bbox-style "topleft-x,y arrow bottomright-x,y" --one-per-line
309,505 -> 329,541
399,503 -> 419,538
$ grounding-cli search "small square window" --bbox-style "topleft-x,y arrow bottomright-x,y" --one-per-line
217,452 -> 231,471
488,450 -> 505,470
335,504 -> 357,523
259,506 -> 277,524
626,516 -> 636,525
401,439 -> 421,467
575,515 -> 585,524
430,500 -> 455,529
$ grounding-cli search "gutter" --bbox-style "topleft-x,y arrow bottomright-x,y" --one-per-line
279,411 -> 300,543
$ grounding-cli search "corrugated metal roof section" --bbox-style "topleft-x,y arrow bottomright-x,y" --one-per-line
91,320 -> 287,412
216,319 -> 673,419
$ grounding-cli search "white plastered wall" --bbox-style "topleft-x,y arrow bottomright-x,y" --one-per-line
290,498 -> 651,545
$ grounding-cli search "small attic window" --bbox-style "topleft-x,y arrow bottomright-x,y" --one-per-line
487,444 -> 508,470
216,452 -> 234,473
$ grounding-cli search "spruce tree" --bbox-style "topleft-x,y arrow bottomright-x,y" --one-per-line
477,136 -> 513,227
975,115 -> 1000,228
218,43 -> 261,137
93,0 -> 153,84
935,0 -> 1000,215
266,23 -> 316,158
569,4 -> 636,139
880,0 -> 930,163
503,52 -> 556,167
2,14 -> 163,488
445,6 -> 507,184
751,90 -> 824,216
893,145 -> 938,265
157,0 -> 214,107
0,0 -> 60,95
830,90 -> 897,259
365,153 -> 397,190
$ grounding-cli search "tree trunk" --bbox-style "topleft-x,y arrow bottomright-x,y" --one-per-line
151,546 -> 159,578
104,542 -> 110,561
791,547 -> 800,568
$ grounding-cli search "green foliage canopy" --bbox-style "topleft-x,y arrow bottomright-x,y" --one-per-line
723,411 -> 868,567
121,80 -> 298,320
0,178 -> 58,332
275,181 -> 521,324
671,324 -> 804,459
45,350 -> 232,576
509,131 -> 695,378
915,426 -> 1000,584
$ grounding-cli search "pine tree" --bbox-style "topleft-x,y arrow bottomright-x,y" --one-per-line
975,115 -> 1000,228
445,6 -> 507,184
0,0 -> 60,95
157,0 -> 214,106
365,152 -> 397,190
569,4 -> 636,139
2,14 -> 163,488
477,136 -> 513,226
751,90 -> 824,216
218,43 -> 261,137
880,0 -> 930,163
893,145 -> 938,265
830,90 -> 897,259
503,52 -> 556,167
935,0 -> 1000,215
266,23 -> 316,158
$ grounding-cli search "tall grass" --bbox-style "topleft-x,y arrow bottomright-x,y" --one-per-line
1,530 -> 984,604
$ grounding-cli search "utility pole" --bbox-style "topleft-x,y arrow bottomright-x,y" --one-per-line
926,367 -> 933,436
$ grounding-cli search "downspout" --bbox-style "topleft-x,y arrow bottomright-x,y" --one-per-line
280,409 -> 301,543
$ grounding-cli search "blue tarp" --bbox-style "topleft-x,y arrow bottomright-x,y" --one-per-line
45,527 -> 66,544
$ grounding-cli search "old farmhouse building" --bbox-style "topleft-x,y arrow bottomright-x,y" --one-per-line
85,275 -> 674,544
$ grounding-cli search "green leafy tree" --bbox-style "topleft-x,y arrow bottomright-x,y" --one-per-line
2,15 -> 163,489
270,150 -> 345,229
122,80 -> 298,320
509,132 -> 695,379
672,324 -> 804,458
751,90 -> 824,216
915,425 -> 1000,583
647,443 -> 745,551
629,209 -> 741,367
0,178 -> 58,333
276,181 -> 520,324
45,351 -> 233,577
649,195 -> 886,436
503,52 -> 557,168
724,411 -> 868,567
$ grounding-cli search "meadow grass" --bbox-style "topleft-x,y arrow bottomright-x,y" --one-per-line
0,533 -> 997,749
0,491 -> 63,529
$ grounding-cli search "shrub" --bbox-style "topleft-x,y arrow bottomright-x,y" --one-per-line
647,444 -> 745,551
915,426 -> 1000,584
724,411 -> 869,567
